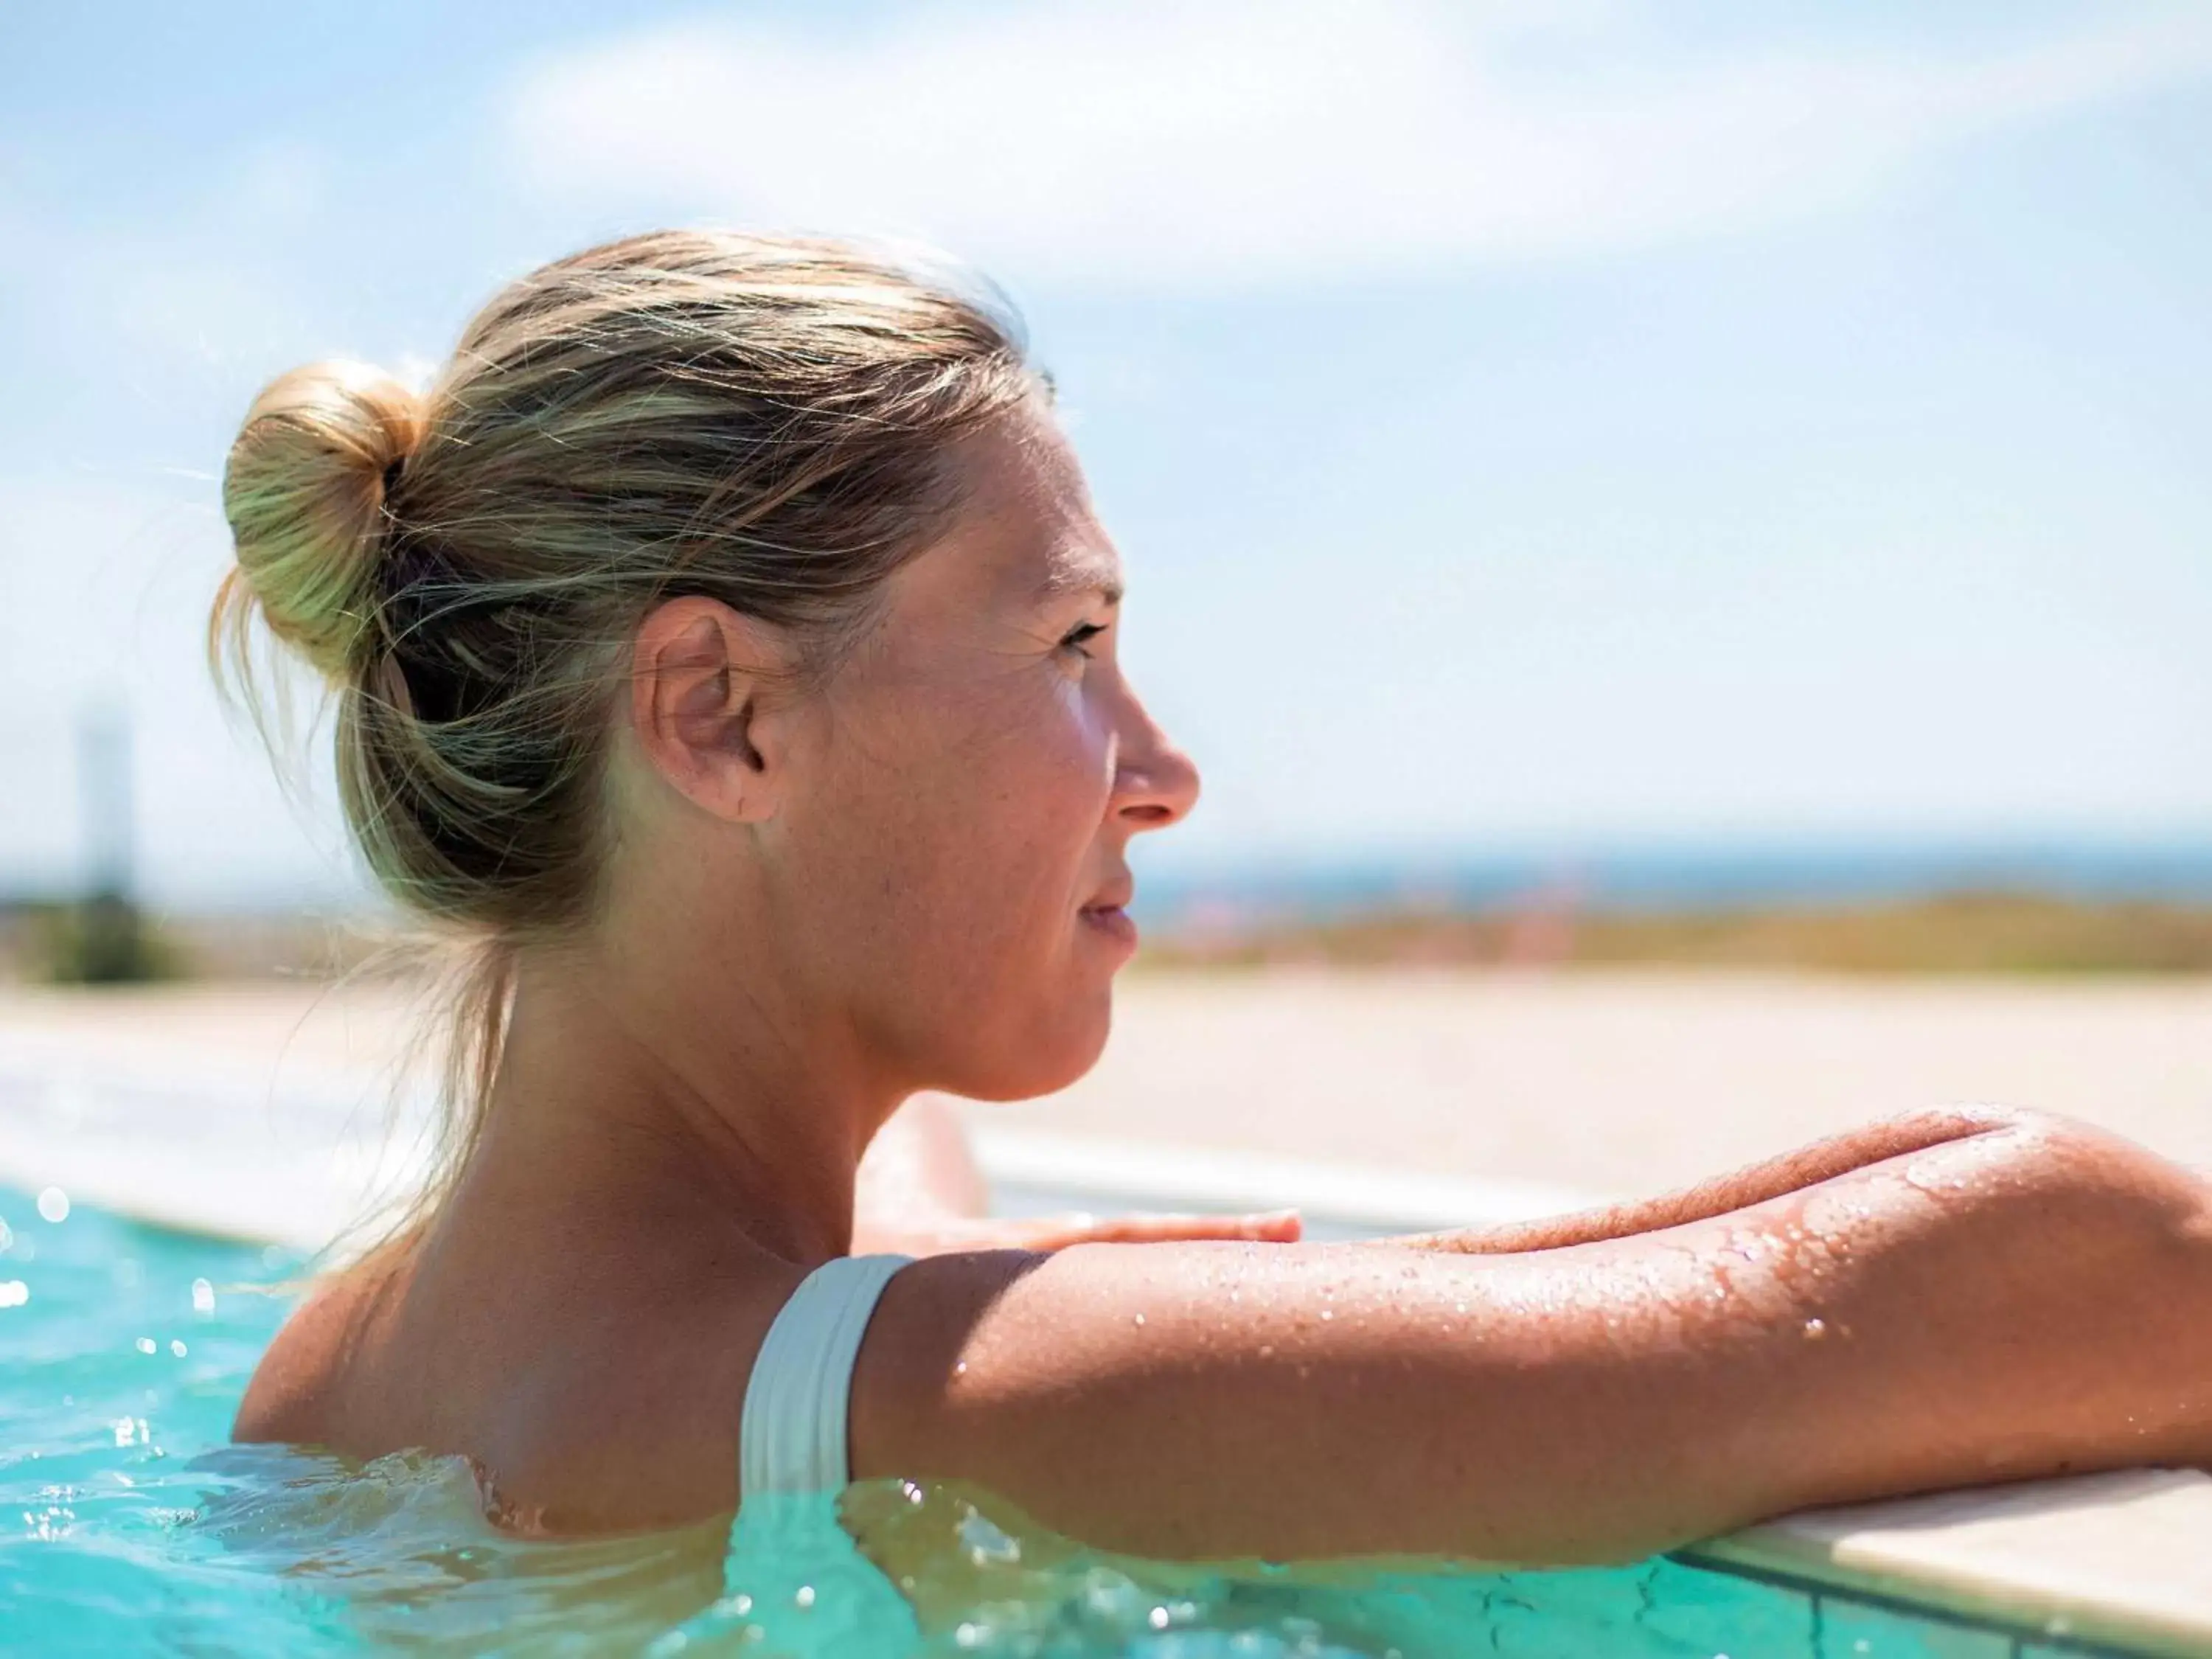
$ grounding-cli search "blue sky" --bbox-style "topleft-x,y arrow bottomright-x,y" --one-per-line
1,1 -> 2209,908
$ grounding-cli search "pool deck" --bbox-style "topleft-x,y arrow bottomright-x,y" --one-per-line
7,969 -> 2212,1653
4,967 -> 2212,1193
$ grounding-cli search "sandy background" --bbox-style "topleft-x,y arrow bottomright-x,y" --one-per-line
5,969 -> 2211,1205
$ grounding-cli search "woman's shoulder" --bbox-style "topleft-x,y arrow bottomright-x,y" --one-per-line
232,1259 -> 395,1448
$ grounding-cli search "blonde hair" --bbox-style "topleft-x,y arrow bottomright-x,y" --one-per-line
214,230 -> 1037,1242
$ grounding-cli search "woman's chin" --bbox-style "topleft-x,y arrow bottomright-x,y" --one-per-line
957,989 -> 1115,1104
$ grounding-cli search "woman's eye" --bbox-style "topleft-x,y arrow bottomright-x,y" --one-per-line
1060,621 -> 1107,658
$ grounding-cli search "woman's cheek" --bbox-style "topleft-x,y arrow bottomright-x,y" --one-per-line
1062,680 -> 1121,824
1001,667 -> 1113,818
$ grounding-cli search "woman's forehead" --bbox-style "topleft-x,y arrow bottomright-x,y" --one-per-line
931,414 -> 1124,608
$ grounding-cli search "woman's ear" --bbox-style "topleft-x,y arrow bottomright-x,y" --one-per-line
628,597 -> 796,824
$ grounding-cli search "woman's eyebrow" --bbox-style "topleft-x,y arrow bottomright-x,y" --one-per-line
1037,547 -> 1124,606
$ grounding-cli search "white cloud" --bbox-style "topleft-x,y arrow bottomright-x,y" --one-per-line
504,0 -> 2212,290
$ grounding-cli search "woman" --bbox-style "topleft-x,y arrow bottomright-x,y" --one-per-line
223,230 -> 2212,1570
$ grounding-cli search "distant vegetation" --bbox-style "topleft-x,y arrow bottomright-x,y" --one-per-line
3,897 -> 177,984
0,905 -> 378,985
1140,891 -> 2212,976
5,891 -> 2212,984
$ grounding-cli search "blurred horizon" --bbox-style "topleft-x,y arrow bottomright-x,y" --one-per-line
10,824 -> 2212,922
3,1 -> 2210,917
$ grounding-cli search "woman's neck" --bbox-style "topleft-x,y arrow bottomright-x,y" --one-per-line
456,948 -> 892,1267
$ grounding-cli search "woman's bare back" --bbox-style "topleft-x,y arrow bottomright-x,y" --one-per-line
237,1213 -> 801,1534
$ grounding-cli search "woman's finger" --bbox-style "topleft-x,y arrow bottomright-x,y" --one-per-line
1029,1210 -> 1302,1248
858,1209 -> 1305,1256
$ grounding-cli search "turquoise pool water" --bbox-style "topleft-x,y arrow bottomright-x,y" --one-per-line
0,1185 -> 2077,1657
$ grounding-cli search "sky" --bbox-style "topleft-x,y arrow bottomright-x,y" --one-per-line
1,1 -> 2209,909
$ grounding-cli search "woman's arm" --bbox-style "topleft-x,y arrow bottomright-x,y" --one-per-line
851,1110 -> 2212,1565
1389,1107 -> 2019,1255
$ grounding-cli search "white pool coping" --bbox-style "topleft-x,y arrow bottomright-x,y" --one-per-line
4,1036 -> 2210,1654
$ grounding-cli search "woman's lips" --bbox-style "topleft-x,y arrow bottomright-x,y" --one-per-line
1079,903 -> 1139,948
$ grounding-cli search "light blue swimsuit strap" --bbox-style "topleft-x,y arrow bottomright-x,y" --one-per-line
740,1253 -> 914,1495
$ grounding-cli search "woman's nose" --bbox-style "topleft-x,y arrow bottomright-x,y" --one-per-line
1111,695 -> 1200,832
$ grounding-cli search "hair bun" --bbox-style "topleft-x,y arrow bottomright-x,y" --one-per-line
221,360 -> 425,682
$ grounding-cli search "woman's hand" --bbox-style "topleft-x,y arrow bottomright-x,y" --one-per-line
851,1092 -> 1303,1256
853,1207 -> 1302,1258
